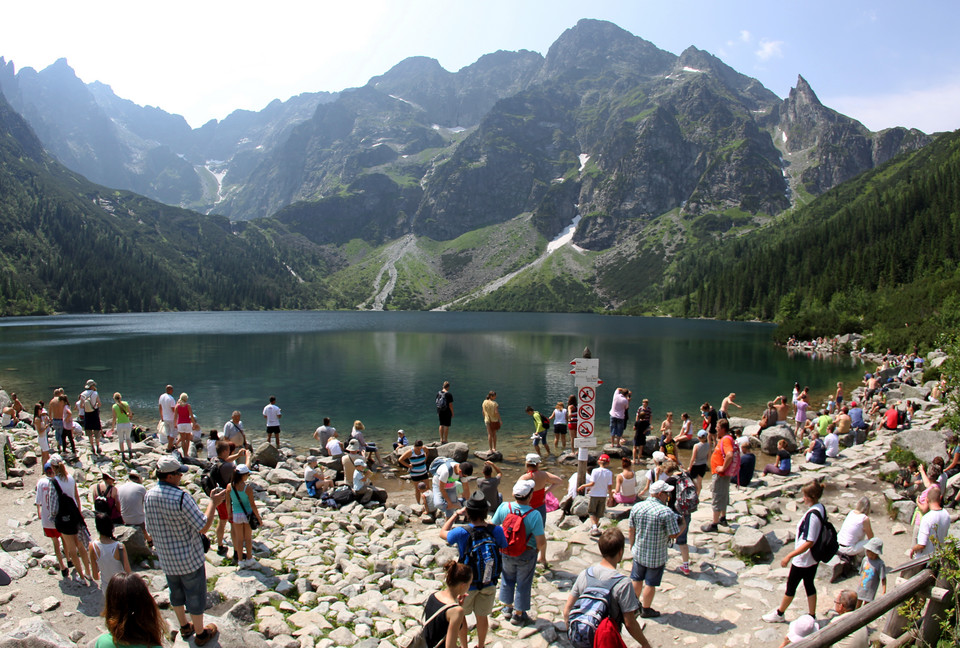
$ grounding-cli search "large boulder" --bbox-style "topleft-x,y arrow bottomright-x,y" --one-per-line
760,427 -> 799,455
728,417 -> 755,431
732,526 -> 772,556
265,468 -> 300,487
891,429 -> 947,465
474,450 -> 503,462
113,525 -> 152,563
899,384 -> 931,401
435,442 -> 469,463
0,532 -> 38,553
252,443 -> 281,469
0,619 -> 74,648
0,552 -> 27,580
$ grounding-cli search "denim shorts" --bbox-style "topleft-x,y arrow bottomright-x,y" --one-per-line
630,561 -> 665,587
166,564 -> 207,616
610,418 -> 626,437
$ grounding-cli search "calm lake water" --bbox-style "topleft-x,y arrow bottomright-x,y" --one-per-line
0,312 -> 864,459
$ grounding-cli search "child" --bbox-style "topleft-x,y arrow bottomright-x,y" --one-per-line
392,429 -> 409,451
637,451 -> 666,499
477,461 -> 502,510
206,430 -> 219,460
227,464 -> 260,567
577,453 -> 613,536
856,537 -> 886,608
660,426 -> 677,462
88,512 -> 132,591
614,457 -> 637,505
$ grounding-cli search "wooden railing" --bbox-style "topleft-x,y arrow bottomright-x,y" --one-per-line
788,554 -> 951,648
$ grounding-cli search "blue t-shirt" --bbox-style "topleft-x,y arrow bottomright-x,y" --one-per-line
808,439 -> 827,464
491,502 -> 544,550
850,408 -> 865,428
446,523 -> 508,590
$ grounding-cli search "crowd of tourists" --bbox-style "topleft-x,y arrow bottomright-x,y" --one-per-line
8,357 -> 957,648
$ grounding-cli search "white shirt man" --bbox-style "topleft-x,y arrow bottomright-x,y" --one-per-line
158,385 -> 176,449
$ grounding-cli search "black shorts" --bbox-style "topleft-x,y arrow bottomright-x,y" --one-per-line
438,412 -> 453,427
83,409 -> 101,431
554,424 -> 567,435
785,563 -> 818,597
266,425 -> 281,436
690,464 -> 708,479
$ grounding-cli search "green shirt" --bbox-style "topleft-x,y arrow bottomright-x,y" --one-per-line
112,401 -> 131,424
95,632 -> 160,648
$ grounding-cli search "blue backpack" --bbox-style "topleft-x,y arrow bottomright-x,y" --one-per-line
461,525 -> 501,589
567,567 -> 625,648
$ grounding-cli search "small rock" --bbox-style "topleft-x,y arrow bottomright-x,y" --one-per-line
41,596 -> 61,611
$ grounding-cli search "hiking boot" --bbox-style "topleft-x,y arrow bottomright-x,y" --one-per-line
179,623 -> 195,640
700,523 -> 719,533
718,517 -> 729,526
640,607 -> 661,618
194,624 -> 218,647
217,545 -> 229,556
511,612 -> 532,625
762,609 -> 787,623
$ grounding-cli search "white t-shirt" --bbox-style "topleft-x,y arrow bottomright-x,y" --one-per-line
326,438 -> 343,456
205,439 -> 217,459
159,393 -> 176,421
824,433 -> 840,458
263,404 -> 282,427
917,509 -> 951,556
553,408 -> 567,426
793,503 -> 825,568
587,467 -> 613,498
837,511 -> 867,548
35,477 -> 56,529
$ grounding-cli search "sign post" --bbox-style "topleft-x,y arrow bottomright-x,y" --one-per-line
570,356 -> 600,488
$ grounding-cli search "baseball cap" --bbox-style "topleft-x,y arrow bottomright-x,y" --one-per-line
307,456 -> 319,464
49,454 -> 64,466
235,463 -> 251,475
513,479 -> 535,499
652,451 -> 666,464
157,456 -> 188,474
787,615 -> 818,643
697,430 -> 708,438
397,429 -> 405,435
42,461 -> 52,472
525,453 -> 542,465
598,454 -> 611,462
353,458 -> 367,468
650,481 -> 674,495
864,537 -> 884,554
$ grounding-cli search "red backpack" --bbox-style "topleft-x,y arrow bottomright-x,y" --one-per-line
501,504 -> 534,557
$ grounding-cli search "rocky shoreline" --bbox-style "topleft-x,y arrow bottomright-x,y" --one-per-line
0,355 -> 958,648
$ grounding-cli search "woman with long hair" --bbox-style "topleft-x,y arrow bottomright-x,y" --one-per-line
49,455 -> 93,583
96,572 -> 167,648
227,464 -> 260,568
34,401 -> 51,467
89,513 -> 132,591
421,560 -> 472,648
175,393 -> 198,456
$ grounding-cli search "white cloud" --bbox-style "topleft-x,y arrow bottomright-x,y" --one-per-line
755,39 -> 784,61
740,30 -> 752,42
826,81 -> 960,133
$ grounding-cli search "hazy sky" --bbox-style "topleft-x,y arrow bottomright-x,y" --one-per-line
2,0 -> 958,133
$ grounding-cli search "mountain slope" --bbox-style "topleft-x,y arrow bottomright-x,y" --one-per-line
0,90 -> 334,315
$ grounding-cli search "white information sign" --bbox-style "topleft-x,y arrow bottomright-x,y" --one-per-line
571,357 -> 599,448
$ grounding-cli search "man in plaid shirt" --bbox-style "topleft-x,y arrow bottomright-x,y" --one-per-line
145,456 -> 227,646
628,480 -> 681,619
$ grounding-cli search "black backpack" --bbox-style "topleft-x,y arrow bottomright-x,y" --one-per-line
50,479 -> 82,533
200,460 -> 225,496
436,391 -> 449,412
538,412 -> 552,432
461,525 -> 502,590
800,507 -> 839,563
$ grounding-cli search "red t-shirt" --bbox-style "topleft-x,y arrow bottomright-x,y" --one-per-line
884,407 -> 899,429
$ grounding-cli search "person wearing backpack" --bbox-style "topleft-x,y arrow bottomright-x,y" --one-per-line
701,419 -> 738,533
490,479 -> 546,626
436,381 -> 454,444
440,492 -> 507,648
564,528 -> 652,648
663,461 -> 694,576
763,480 -> 828,623
49,454 -> 93,584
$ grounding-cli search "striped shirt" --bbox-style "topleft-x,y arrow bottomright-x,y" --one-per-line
144,481 -> 206,576
409,448 -> 428,478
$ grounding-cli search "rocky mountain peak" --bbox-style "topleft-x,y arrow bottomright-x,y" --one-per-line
788,75 -> 823,108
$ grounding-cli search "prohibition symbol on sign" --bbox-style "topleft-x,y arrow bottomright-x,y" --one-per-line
578,421 -> 594,438
579,386 -> 595,402
578,404 -> 594,420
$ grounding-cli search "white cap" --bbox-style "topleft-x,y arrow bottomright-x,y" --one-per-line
650,481 -> 674,495
524,453 -> 542,465
787,615 -> 818,642
652,451 -> 666,464
513,479 -> 535,499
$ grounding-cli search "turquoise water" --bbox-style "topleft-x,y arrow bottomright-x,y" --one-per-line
0,311 -> 863,457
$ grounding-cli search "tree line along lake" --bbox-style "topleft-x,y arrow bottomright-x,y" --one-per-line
0,311 -> 865,459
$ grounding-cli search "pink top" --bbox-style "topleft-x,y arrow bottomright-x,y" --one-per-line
175,403 -> 192,425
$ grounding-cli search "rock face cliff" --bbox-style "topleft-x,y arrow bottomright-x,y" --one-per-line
0,19 -> 934,311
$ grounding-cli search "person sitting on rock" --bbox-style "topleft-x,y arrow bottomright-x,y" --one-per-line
304,456 -> 333,498
805,430 -> 827,464
763,439 -> 793,477
828,589 -> 869,647
737,436 -> 756,486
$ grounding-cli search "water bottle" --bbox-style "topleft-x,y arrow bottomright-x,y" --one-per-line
482,557 -> 494,584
